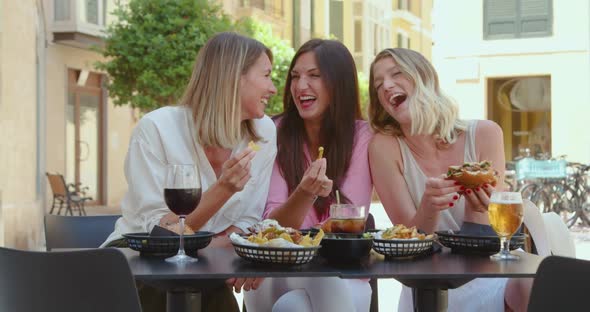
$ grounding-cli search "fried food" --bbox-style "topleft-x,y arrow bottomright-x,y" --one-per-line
317,146 -> 324,160
380,224 -> 433,240
164,223 -> 195,235
248,140 -> 261,151
243,219 -> 323,247
446,160 -> 498,189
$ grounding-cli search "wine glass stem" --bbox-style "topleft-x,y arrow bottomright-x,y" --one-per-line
501,236 -> 510,254
178,216 -> 186,256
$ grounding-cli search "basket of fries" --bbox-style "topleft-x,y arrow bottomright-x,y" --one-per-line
372,225 -> 434,259
231,244 -> 321,265
230,219 -> 324,265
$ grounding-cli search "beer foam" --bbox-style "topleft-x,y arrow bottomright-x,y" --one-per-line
492,199 -> 522,204
491,192 -> 522,204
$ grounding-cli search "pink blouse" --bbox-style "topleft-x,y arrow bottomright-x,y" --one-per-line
263,120 -> 374,229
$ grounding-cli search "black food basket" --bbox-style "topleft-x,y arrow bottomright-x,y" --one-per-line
123,232 -> 214,257
435,230 -> 526,255
232,243 -> 321,265
372,238 -> 434,259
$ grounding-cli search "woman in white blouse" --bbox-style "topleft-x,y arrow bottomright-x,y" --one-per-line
103,32 -> 277,311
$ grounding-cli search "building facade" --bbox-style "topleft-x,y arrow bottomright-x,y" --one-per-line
221,0 -> 433,74
0,0 -> 136,249
432,0 -> 590,163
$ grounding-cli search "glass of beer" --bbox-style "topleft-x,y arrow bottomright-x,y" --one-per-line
488,191 -> 524,260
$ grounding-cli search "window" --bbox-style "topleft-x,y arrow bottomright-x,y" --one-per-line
484,0 -> 552,39
85,0 -> 99,25
54,0 -> 71,21
398,0 -> 410,11
397,33 -> 410,49
354,20 -> 362,53
329,0 -> 343,40
488,76 -> 552,160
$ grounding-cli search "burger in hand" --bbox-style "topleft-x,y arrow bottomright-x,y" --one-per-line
446,160 -> 498,189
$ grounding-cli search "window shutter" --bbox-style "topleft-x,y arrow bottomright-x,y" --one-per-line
520,0 -> 552,37
484,0 -> 518,39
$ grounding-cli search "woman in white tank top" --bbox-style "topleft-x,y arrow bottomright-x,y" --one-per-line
366,48 -> 532,312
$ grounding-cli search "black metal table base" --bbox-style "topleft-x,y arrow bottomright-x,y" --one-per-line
413,288 -> 447,312
167,291 -> 201,312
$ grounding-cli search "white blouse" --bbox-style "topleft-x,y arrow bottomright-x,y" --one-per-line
103,106 -> 277,245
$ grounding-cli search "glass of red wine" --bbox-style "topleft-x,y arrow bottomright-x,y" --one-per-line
164,164 -> 201,263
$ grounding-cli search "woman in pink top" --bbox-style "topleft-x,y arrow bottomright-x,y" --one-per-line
244,39 -> 374,312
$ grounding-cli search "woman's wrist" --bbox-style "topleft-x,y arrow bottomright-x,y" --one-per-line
294,186 -> 317,202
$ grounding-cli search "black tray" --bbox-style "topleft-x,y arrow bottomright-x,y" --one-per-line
123,232 -> 214,257
232,243 -> 321,265
435,230 -> 526,255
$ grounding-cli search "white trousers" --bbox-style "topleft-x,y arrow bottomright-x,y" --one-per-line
244,277 -> 371,312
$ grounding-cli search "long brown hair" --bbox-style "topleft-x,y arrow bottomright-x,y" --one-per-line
276,39 -> 362,218
180,32 -> 273,147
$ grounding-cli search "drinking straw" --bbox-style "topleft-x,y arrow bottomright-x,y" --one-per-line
336,190 -> 341,204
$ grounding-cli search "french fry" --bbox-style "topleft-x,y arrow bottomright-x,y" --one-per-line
381,224 -> 432,240
317,146 -> 324,160
248,140 -> 261,151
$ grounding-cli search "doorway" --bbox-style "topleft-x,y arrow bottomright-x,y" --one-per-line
66,69 -> 104,205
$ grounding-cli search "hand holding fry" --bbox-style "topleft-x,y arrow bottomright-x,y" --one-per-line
297,158 -> 332,198
317,146 -> 324,160
217,148 -> 256,193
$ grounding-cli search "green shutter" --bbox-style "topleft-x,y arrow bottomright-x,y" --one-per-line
484,0 -> 518,39
520,0 -> 552,37
484,0 -> 552,40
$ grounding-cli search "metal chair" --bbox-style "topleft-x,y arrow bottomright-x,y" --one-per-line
44,214 -> 120,250
527,256 -> 590,312
0,247 -> 141,312
46,172 -> 92,215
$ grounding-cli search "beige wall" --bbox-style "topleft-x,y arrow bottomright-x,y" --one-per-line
433,0 -> 590,163
0,0 -> 136,250
0,0 -> 44,249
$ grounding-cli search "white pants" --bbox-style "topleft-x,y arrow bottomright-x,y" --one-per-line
244,277 -> 371,312
398,278 -> 508,312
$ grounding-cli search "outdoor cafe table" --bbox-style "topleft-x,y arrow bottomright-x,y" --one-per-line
117,246 -> 543,312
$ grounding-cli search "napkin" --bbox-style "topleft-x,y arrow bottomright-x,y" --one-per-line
150,225 -> 179,236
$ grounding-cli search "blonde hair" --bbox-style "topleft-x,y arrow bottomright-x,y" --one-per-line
180,32 -> 272,148
368,48 -> 467,144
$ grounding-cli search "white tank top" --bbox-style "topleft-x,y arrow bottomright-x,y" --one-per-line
396,120 -> 478,231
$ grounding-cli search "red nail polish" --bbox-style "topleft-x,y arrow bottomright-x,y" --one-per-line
484,184 -> 489,188
449,202 -> 454,207
466,189 -> 472,194
454,181 -> 460,186
475,187 -> 480,192
460,186 -> 465,191
453,195 -> 459,200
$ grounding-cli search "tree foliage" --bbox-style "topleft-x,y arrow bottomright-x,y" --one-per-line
95,0 -> 233,111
